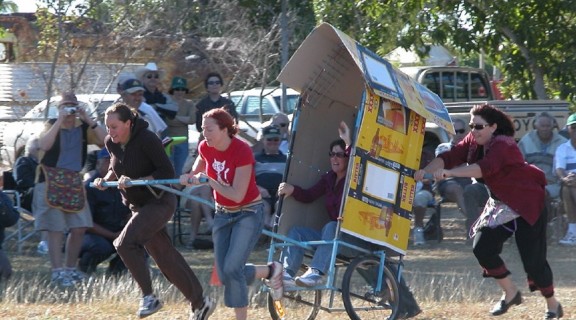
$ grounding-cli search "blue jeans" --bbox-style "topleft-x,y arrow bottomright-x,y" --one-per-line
281,221 -> 337,276
169,141 -> 189,177
213,203 -> 264,308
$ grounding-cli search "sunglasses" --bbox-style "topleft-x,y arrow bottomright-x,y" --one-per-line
207,80 -> 222,85
469,123 -> 490,130
454,129 -> 466,134
146,73 -> 159,79
278,123 -> 288,127
329,151 -> 347,158
266,138 -> 280,142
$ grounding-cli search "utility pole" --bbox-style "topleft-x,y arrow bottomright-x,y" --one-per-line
280,0 -> 289,113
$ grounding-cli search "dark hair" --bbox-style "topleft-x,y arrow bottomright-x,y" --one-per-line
203,107 -> 238,137
204,72 -> 224,88
105,102 -> 137,124
330,139 -> 346,152
471,104 -> 515,137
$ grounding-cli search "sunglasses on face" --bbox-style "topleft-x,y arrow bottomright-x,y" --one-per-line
469,123 -> 490,130
207,80 -> 221,85
266,138 -> 280,142
278,123 -> 288,127
454,129 -> 466,134
146,73 -> 159,79
329,151 -> 347,158
570,124 -> 576,130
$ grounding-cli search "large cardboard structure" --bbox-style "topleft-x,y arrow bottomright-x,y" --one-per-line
277,23 -> 453,255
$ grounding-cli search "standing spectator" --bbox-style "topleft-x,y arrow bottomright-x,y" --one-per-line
194,72 -> 238,135
0,190 -> 19,281
166,76 -> 196,176
180,108 -> 282,320
519,112 -> 567,208
254,125 -> 287,228
118,77 -> 167,137
554,113 -> 576,246
135,62 -> 179,121
253,112 -> 292,154
93,103 -> 214,319
33,92 -> 107,288
435,118 -> 489,239
416,103 -> 563,319
80,148 -> 131,276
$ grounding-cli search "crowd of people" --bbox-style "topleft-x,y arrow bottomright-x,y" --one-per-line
0,63 -> 571,320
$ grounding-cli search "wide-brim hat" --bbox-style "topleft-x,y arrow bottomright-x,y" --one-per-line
58,92 -> 78,106
134,62 -> 164,80
567,113 -> 576,126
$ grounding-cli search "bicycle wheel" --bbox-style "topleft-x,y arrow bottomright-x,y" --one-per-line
341,256 -> 399,320
267,289 -> 322,320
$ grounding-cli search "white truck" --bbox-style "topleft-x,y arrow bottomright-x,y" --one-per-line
402,66 -> 571,147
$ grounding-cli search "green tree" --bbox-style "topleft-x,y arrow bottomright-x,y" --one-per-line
0,1 -> 18,13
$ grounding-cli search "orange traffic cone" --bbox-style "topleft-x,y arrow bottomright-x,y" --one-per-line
210,263 -> 222,286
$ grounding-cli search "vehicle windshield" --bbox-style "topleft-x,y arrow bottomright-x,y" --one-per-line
273,95 -> 299,114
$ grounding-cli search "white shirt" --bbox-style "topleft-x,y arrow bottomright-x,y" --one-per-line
139,102 -> 168,136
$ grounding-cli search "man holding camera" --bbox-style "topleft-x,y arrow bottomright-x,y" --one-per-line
33,92 -> 107,288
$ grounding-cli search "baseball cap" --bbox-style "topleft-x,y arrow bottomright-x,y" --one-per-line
567,113 -> 576,126
120,79 -> 145,94
262,125 -> 281,138
97,148 -> 110,160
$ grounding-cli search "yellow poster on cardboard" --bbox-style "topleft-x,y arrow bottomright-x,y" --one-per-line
341,89 -> 426,255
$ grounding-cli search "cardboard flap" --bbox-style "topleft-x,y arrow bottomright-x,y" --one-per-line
278,22 -> 454,134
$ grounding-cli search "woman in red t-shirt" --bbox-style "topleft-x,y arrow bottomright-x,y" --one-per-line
180,108 -> 283,320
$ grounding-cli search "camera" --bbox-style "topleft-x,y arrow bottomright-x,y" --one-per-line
64,106 -> 78,115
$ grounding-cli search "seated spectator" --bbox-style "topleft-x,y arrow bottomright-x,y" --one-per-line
13,137 -> 40,212
79,148 -> 131,275
554,113 -> 576,245
278,122 -> 351,288
181,184 -> 214,250
253,112 -> 291,154
519,112 -> 566,209
254,125 -> 287,228
0,190 -> 20,281
411,147 -> 435,246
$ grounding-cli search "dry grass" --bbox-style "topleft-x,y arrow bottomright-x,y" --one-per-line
1,204 -> 575,319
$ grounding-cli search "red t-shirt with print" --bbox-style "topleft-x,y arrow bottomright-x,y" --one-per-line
199,137 -> 261,207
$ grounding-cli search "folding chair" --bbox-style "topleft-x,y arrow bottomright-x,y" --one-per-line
2,171 -> 36,253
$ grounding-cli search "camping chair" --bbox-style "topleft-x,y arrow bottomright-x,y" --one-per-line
3,171 -> 36,253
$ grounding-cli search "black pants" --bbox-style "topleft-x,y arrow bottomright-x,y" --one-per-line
472,210 -> 555,297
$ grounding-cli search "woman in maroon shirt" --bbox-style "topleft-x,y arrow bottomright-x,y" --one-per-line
415,104 -> 562,319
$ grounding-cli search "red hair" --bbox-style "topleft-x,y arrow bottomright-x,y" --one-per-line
203,107 -> 238,137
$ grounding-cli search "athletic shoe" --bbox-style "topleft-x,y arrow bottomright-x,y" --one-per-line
137,294 -> 163,318
282,270 -> 297,290
37,241 -> 48,255
51,270 -> 74,288
67,269 -> 86,283
413,227 -> 426,246
559,231 -> 576,246
265,261 -> 284,300
190,296 -> 216,320
295,268 -> 324,287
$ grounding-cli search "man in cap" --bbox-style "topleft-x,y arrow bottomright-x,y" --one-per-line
34,91 -> 107,288
254,125 -> 287,228
554,113 -> 576,245
80,148 -> 131,275
118,77 -> 167,137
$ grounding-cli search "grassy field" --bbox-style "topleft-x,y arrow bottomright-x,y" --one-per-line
1,203 -> 575,319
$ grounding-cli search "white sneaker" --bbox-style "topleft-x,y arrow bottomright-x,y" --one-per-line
559,232 -> 576,246
37,241 -> 48,255
265,261 -> 284,301
295,268 -> 324,287
413,227 -> 426,246
137,294 -> 163,318
190,296 -> 216,320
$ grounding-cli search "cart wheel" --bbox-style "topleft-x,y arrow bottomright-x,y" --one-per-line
267,289 -> 322,320
341,256 -> 399,320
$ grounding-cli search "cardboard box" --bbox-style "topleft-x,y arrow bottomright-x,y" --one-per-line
277,23 -> 453,255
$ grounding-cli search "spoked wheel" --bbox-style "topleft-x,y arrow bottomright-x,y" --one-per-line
341,256 -> 399,320
267,288 -> 322,320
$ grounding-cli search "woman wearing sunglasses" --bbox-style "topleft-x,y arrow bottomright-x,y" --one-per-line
415,104 -> 563,319
195,72 -> 239,136
276,121 -> 351,288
